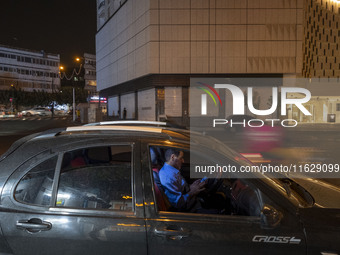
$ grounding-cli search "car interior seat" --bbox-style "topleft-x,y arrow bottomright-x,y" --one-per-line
150,147 -> 171,211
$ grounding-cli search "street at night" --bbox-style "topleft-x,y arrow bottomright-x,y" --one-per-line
1,0 -> 340,254
1,119 -> 340,187
0,117 -> 75,155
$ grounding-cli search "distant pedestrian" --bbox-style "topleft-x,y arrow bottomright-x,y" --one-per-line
123,108 -> 127,120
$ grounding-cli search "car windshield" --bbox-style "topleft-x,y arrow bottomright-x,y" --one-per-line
272,178 -> 314,207
192,133 -> 316,208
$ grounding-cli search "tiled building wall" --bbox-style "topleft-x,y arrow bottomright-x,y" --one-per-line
96,0 -> 153,90
303,0 -> 340,78
96,0 -> 304,91
153,0 -> 304,74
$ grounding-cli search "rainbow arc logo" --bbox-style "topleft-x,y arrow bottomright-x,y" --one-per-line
196,82 -> 222,115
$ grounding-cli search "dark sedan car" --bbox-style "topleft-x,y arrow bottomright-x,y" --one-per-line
0,122 -> 339,255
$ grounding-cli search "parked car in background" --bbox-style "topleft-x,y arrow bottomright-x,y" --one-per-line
52,109 -> 65,116
0,121 -> 339,255
21,107 -> 52,116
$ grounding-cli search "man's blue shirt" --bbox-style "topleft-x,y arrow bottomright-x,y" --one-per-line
159,163 -> 191,210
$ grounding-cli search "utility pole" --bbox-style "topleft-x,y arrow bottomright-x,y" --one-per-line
51,79 -> 54,118
73,87 -> 76,121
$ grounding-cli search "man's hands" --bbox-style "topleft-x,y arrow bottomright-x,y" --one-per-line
188,179 -> 206,197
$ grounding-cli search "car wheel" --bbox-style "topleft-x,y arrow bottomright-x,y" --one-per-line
26,112 -> 32,117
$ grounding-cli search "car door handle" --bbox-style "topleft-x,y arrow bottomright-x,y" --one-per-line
16,218 -> 52,233
154,226 -> 191,239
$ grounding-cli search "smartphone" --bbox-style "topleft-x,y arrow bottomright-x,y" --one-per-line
200,176 -> 208,183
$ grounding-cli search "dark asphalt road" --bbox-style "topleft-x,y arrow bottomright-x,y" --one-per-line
0,116 -> 77,155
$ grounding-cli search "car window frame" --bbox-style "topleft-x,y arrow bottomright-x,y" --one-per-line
145,142 -> 265,221
53,144 -> 135,213
6,142 -> 138,218
12,154 -> 59,208
141,142 -> 264,226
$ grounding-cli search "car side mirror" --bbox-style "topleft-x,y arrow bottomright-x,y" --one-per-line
260,204 -> 282,229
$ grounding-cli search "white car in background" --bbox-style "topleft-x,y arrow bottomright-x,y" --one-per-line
21,107 -> 52,116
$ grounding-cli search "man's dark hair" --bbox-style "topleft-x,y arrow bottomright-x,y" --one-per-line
165,148 -> 181,162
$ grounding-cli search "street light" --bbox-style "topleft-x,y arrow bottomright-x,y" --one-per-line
10,84 -> 15,114
9,97 -> 13,114
75,55 -> 98,110
73,58 -> 83,122
72,86 -> 75,121
59,65 -> 77,121
58,57 -> 85,122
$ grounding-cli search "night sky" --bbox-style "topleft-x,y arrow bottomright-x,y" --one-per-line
0,0 -> 97,67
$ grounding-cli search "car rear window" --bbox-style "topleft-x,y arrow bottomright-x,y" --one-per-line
15,156 -> 58,206
57,145 -> 133,211
14,145 -> 134,212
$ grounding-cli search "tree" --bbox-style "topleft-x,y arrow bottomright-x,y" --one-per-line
55,87 -> 88,105
0,87 -> 88,111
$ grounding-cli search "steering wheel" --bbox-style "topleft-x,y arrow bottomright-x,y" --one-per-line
199,178 -> 224,197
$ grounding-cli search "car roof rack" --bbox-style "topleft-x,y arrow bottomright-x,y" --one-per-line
66,125 -> 163,133
84,121 -> 168,127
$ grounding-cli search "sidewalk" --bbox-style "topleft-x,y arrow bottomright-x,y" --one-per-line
0,115 -> 73,121
0,114 -> 16,118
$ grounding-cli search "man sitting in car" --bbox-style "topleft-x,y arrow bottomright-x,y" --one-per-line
159,148 -> 206,212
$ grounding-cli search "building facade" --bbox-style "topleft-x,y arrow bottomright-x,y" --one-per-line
96,0 -> 340,123
299,0 -> 340,123
84,53 -> 97,95
0,45 -> 60,93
